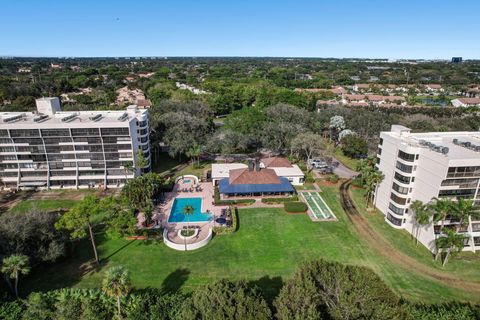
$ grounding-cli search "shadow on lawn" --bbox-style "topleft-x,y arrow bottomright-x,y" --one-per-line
161,268 -> 190,294
248,275 -> 284,306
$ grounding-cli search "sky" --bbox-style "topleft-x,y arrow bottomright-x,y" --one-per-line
1,0 -> 479,59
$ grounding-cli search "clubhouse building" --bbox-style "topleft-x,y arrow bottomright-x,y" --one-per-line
212,157 -> 304,198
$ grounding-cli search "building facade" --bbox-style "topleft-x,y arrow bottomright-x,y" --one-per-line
375,125 -> 480,253
0,97 -> 150,190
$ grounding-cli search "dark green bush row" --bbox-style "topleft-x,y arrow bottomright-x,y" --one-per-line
213,187 -> 255,206
326,173 -> 340,183
213,207 -> 238,235
284,201 -> 308,213
261,195 -> 298,204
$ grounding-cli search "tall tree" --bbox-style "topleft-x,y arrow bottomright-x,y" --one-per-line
102,266 -> 132,320
290,132 -> 325,166
436,229 -> 467,266
428,198 -> 454,261
410,200 -> 431,246
451,198 -> 479,232
1,254 -> 30,298
55,195 -> 102,264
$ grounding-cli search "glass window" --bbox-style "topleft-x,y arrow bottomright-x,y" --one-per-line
398,150 -> 416,162
396,161 -> 413,173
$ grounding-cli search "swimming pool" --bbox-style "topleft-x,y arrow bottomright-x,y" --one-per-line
168,197 -> 213,223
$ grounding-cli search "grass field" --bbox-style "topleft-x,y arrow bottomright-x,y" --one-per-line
22,185 -> 480,303
350,187 -> 480,282
9,200 -> 78,213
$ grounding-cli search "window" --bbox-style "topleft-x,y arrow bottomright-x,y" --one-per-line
388,202 -> 404,215
396,161 -> 413,173
41,129 -> 70,137
379,138 -> 383,145
9,129 -> 40,137
71,128 -> 100,136
390,192 -> 407,205
438,189 -> 476,199
398,150 -> 416,162
447,166 -> 480,178
101,128 -> 129,136
392,182 -> 409,195
441,178 -> 479,188
378,148 -> 382,155
394,172 -> 410,184
386,213 -> 402,226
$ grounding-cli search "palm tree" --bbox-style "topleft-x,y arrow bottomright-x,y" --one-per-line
182,204 -> 195,251
1,254 -> 30,298
428,198 -> 453,261
450,198 -> 479,232
123,162 -> 133,183
410,200 -> 431,246
102,266 -> 132,320
364,170 -> 384,208
435,228 -> 467,266
186,144 -> 201,167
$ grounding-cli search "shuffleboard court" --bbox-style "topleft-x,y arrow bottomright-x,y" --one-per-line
301,191 -> 337,220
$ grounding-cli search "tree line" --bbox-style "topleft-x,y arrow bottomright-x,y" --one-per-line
1,259 -> 479,320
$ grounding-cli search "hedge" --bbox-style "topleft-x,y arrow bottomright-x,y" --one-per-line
213,207 -> 238,235
284,201 -> 308,213
261,195 -> 298,204
214,187 -> 255,206
326,174 -> 339,183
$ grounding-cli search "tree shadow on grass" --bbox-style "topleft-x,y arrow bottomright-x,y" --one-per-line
102,239 -> 136,260
248,275 -> 284,307
161,268 -> 190,294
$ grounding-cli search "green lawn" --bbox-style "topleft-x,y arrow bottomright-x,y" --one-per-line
350,187 -> 480,281
333,147 -> 359,170
9,199 -> 78,214
23,186 -> 480,303
151,152 -> 182,174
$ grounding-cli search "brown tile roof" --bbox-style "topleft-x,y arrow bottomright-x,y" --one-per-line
458,98 -> 480,104
344,94 -> 366,101
349,102 -> 369,107
261,157 -> 293,168
229,168 -> 280,185
136,99 -> 152,107
425,84 -> 442,89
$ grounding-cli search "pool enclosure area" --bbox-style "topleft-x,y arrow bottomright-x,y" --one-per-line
158,175 -> 228,251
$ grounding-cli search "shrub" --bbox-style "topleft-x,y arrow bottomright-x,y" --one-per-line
407,302 -> 480,320
213,207 -> 238,235
327,174 -> 340,183
261,195 -> 298,204
179,279 -> 272,320
341,134 -> 368,159
0,210 -> 68,264
214,188 -> 255,206
275,259 -> 407,320
284,201 -> 308,213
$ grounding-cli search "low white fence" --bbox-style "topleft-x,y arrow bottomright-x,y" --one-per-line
163,228 -> 213,251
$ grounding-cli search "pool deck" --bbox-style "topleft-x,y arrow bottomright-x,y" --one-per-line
157,177 -> 228,245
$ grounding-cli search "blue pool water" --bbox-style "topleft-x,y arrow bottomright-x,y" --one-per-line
183,179 -> 191,183
168,197 -> 212,223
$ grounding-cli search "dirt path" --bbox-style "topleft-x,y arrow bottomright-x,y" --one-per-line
339,179 -> 480,294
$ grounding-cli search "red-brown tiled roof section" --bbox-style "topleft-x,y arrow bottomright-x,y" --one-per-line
229,168 -> 280,185
261,157 -> 293,168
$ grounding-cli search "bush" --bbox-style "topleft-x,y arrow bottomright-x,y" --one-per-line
327,174 -> 340,183
284,201 -> 308,213
341,134 -> 368,159
213,207 -> 238,235
0,210 -> 69,264
261,195 -> 298,204
275,259 -> 407,320
179,279 -> 272,320
407,302 -> 480,320
213,187 -> 255,206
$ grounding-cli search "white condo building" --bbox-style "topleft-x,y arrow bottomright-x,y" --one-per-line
375,125 -> 480,253
0,97 -> 150,190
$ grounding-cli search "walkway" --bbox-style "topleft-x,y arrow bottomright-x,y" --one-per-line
339,179 -> 480,294
332,157 -> 358,179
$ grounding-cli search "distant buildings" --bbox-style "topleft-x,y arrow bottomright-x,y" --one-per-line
116,86 -> 146,106
0,97 -> 150,190
451,98 -> 480,108
452,57 -> 463,64
375,125 -> 480,253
